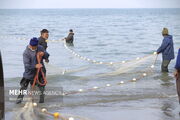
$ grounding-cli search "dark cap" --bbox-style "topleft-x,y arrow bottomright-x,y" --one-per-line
29,37 -> 38,46
69,29 -> 73,32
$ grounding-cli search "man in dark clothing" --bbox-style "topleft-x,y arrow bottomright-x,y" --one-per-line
38,29 -> 49,50
175,48 -> 180,104
38,29 -> 49,62
64,29 -> 74,45
157,28 -> 175,72
16,37 -> 49,104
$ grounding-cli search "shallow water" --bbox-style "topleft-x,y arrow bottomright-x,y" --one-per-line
0,9 -> 180,120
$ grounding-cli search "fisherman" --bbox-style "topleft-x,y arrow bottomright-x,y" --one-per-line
38,29 -> 50,62
16,37 -> 49,104
64,29 -> 74,45
38,29 -> 49,50
174,48 -> 180,104
157,28 -> 175,72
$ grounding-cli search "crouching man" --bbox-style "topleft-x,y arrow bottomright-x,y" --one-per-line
16,37 -> 49,104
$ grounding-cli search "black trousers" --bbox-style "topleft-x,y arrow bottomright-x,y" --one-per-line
17,76 -> 45,102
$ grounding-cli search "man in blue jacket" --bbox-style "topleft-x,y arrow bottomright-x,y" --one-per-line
175,48 -> 180,104
157,28 -> 175,72
16,37 -> 49,104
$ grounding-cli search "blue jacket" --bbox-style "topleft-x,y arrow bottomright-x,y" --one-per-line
157,35 -> 175,60
175,48 -> 180,70
23,45 -> 49,80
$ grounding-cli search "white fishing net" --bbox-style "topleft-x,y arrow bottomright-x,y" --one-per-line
13,43 -> 158,120
14,101 -> 93,120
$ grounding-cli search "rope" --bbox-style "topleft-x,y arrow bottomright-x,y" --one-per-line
32,52 -> 47,88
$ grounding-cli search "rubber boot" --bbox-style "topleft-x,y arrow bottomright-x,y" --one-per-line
16,95 -> 24,104
39,86 -> 45,103
39,94 -> 44,103
16,78 -> 30,104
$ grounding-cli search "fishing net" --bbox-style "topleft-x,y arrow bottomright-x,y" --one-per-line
14,100 -> 93,120
9,36 -> 160,120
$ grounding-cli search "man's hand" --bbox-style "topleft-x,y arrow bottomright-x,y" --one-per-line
174,70 -> 178,78
154,52 -> 160,55
153,52 -> 158,55
35,64 -> 43,69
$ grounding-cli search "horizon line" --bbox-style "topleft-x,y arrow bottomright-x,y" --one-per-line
0,7 -> 180,10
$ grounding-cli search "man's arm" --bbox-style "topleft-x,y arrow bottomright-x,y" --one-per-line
38,45 -> 50,62
157,38 -> 170,53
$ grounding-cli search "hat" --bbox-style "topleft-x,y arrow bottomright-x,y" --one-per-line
69,29 -> 73,32
29,37 -> 38,46
162,28 -> 169,35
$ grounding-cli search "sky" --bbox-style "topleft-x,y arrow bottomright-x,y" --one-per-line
0,0 -> 180,9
